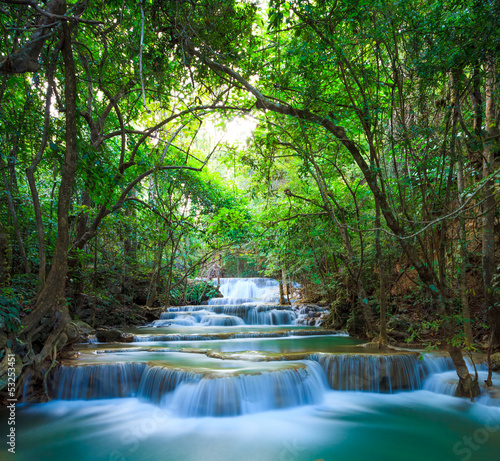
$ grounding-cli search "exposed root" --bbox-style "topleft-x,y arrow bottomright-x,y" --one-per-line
42,344 -> 58,399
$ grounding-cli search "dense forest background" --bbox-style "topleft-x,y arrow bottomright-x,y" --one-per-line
0,0 -> 499,398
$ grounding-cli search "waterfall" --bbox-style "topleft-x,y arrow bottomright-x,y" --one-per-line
214,278 -> 279,300
50,361 -> 327,416
310,353 -> 425,392
137,366 -> 202,403
421,355 -> 491,399
49,351 -> 496,414
148,278 -> 304,326
206,277 -> 281,305
151,304 -> 298,326
422,371 -> 460,396
50,363 -> 147,399
133,334 -> 218,342
306,352 -> 488,395
49,278 -> 495,414
168,362 -> 327,417
200,315 -> 246,326
421,354 -> 488,374
207,297 -> 257,305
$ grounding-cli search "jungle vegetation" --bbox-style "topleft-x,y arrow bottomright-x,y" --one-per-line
0,0 -> 499,399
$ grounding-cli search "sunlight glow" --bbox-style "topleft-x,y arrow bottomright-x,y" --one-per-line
220,116 -> 258,147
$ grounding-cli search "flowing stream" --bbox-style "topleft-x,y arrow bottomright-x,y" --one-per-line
2,278 -> 500,461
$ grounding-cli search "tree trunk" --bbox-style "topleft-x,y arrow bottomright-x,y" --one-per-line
124,190 -> 137,264
448,70 -> 474,346
0,220 -> 9,287
482,59 -> 500,347
26,54 -> 58,296
282,268 -> 289,302
146,241 -> 165,308
448,345 -> 480,400
309,156 -> 375,335
26,165 -> 47,295
375,201 -> 388,346
457,155 -> 473,345
91,236 -> 98,328
0,0 -> 67,74
1,158 -> 30,275
70,190 -> 91,305
279,278 -> 285,305
21,19 -> 77,373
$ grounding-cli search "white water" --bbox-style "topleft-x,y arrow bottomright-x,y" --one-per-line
149,277 -> 300,326
310,353 -> 425,392
8,390 -> 500,461
209,277 -> 280,304
48,351 -> 499,410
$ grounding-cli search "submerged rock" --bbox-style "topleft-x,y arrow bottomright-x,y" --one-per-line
205,350 -> 310,362
95,328 -> 134,343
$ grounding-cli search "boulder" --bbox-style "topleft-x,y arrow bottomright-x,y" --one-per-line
387,315 -> 411,332
71,320 -> 96,343
72,320 -> 95,336
59,348 -> 78,360
96,328 -> 134,343
491,353 -> 500,372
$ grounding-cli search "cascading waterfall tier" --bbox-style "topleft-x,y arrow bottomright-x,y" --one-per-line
152,304 -> 297,327
421,354 -> 494,402
310,353 -> 425,392
137,366 -> 202,403
50,363 -> 147,399
208,277 -> 280,305
149,278 -> 300,326
168,361 -> 326,417
310,352 -> 490,394
50,361 -> 327,416
133,329 -> 347,342
50,350 -> 494,415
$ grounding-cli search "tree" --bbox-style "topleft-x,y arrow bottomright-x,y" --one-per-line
0,0 -> 250,396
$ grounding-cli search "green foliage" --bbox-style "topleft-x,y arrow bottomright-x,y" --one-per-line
187,281 -> 221,305
0,0 -> 499,344
0,296 -> 22,334
166,281 -> 219,306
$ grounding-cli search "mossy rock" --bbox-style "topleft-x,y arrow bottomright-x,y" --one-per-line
72,320 -> 95,336
387,315 -> 411,332
96,329 -> 133,343
491,352 -> 500,372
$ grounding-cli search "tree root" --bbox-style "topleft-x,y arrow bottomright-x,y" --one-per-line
42,344 -> 58,399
